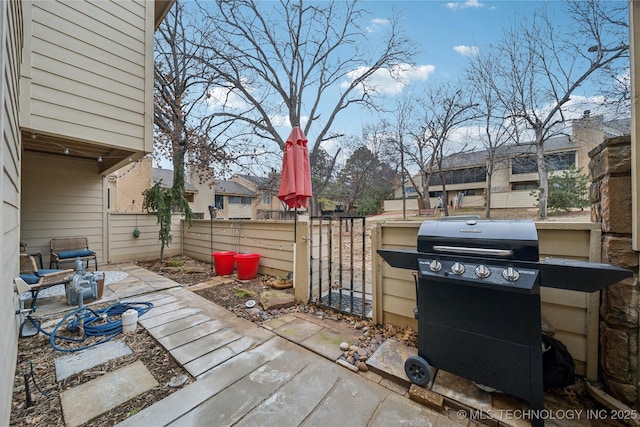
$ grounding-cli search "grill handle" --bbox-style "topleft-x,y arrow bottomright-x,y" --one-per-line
432,245 -> 514,257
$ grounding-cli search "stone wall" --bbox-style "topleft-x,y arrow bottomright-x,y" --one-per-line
589,135 -> 640,406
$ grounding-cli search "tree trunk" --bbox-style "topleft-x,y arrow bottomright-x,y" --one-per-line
536,139 -> 548,220
485,171 -> 492,219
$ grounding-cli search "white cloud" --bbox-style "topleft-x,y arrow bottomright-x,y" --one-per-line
342,63 -> 436,95
270,114 -> 309,128
453,45 -> 479,57
206,86 -> 248,110
446,0 -> 486,11
367,18 -> 390,34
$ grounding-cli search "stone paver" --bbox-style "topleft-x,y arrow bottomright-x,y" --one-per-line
138,307 -> 200,329
366,338 -> 417,387
233,358 -> 342,427
170,327 -> 240,364
369,392 -> 446,427
168,349 -> 312,426
300,328 -> 349,361
141,301 -> 188,319
272,317 -> 323,343
301,375 -> 385,427
147,312 -> 213,340
156,318 -> 225,349
61,361 -> 158,427
55,340 -> 132,382
116,337 -> 289,427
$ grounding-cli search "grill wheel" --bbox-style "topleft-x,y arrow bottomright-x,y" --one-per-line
404,355 -> 432,387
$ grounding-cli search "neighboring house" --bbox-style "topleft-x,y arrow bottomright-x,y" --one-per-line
231,173 -> 290,219
390,113 -> 630,210
109,162 -> 286,220
109,160 -> 210,217
213,180 -> 256,220
0,0 -> 174,423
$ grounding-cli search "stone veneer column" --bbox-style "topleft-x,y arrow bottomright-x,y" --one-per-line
589,135 -> 640,406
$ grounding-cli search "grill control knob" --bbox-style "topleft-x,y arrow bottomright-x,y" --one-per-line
502,267 -> 520,282
451,262 -> 465,275
475,265 -> 491,278
429,260 -> 442,272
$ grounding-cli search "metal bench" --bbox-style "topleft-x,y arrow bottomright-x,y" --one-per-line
50,237 -> 97,270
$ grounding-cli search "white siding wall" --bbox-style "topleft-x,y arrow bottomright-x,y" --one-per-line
20,0 -> 154,152
21,152 -> 105,268
490,190 -> 538,209
108,213 -> 182,262
0,1 -> 23,424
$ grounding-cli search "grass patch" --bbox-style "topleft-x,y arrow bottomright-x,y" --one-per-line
165,260 -> 185,267
233,288 -> 255,298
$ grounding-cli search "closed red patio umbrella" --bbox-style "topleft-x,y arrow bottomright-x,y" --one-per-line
278,126 -> 312,209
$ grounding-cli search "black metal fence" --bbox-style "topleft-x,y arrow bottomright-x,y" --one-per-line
308,215 -> 370,318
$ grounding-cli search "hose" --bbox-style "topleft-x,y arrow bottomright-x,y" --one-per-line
27,302 -> 153,353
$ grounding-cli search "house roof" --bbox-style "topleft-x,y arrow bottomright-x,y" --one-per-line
439,135 -> 574,169
604,118 -> 631,137
234,174 -> 269,188
152,168 -> 198,192
437,116 -> 630,171
214,180 -> 254,196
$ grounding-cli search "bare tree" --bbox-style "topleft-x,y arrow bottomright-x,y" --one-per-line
195,0 -> 416,214
465,49 -> 521,218
155,1 -> 261,186
405,81 -> 478,217
378,95 -> 415,219
487,1 -> 628,219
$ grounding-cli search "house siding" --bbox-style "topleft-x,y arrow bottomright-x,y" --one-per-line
0,0 -> 23,423
21,151 -> 105,268
20,0 -> 153,153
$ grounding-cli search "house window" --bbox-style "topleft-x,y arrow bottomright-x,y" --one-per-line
546,152 -> 575,171
405,186 -> 416,193
185,193 -> 195,202
229,196 -> 252,204
512,152 -> 576,174
511,155 -> 538,174
430,166 -> 487,186
512,182 -> 538,191
262,192 -> 271,204
215,195 -> 224,209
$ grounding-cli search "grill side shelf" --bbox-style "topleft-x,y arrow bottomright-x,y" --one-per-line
377,249 -> 420,270
538,258 -> 633,292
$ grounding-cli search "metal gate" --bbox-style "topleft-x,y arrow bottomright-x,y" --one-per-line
308,216 -> 371,318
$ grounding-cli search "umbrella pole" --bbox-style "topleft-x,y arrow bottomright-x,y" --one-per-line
293,207 -> 297,287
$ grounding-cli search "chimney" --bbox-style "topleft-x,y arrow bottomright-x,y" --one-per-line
583,110 -> 591,119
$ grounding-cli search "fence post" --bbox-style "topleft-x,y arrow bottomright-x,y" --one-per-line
294,216 -> 309,303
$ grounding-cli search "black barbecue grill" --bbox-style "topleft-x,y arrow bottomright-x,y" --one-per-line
378,219 -> 632,425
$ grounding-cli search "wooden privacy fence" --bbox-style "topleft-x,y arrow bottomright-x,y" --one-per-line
105,213 -> 603,380
105,214 -> 297,277
182,219 -> 296,278
106,213 -> 182,263
371,219 -> 603,381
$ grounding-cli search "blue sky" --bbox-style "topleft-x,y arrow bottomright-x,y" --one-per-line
319,0 -> 624,157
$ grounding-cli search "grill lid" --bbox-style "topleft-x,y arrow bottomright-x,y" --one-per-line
417,219 -> 539,261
